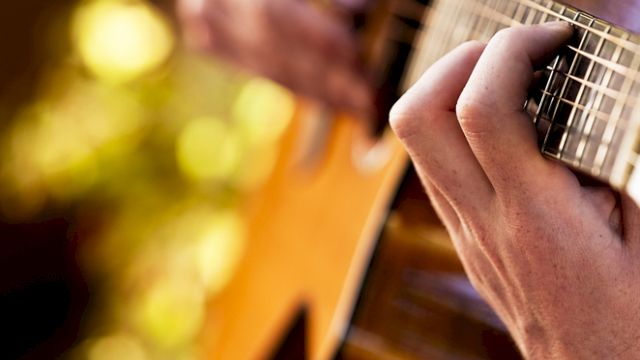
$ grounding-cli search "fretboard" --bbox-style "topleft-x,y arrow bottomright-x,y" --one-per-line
404,0 -> 640,190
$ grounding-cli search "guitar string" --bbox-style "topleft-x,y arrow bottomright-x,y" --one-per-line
594,44 -> 640,173
406,0 -> 640,87
566,45 -> 640,83
547,67 -> 636,108
405,0 -> 638,115
519,0 -> 640,53
458,1 -> 640,107
484,2 -> 635,172
558,25 -> 610,163
538,90 -> 619,128
575,36 -> 626,168
540,10 -> 588,153
533,4 -> 565,140
407,0 -> 639,177
464,0 -> 640,84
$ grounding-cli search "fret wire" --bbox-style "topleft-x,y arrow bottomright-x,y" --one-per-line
452,0 -> 474,46
523,1 -> 537,25
404,0 -> 640,182
513,0 -> 527,25
468,1 -> 484,39
492,0 -> 509,34
465,0 -> 478,40
466,0 -> 521,29
595,37 -> 640,172
436,0 -> 456,60
519,0 -> 640,54
559,25 -> 610,160
576,39 -> 627,168
612,96 -> 640,186
546,66 -> 637,108
541,11 -> 591,153
409,0 -> 446,82
462,1 -> 640,87
464,0 -> 640,84
507,0 -> 520,24
538,0 -> 552,23
464,0 -> 483,42
532,3 -> 566,128
480,0 -> 494,40
429,0 -> 451,63
420,0 -> 443,67
445,0 -> 464,52
534,56 -> 562,127
464,0 -> 521,40
512,0 -> 528,26
477,0 -> 496,41
567,45 -> 640,83
405,0 -> 640,114
488,0 -> 505,38
539,90 -> 617,126
411,6 -> 433,72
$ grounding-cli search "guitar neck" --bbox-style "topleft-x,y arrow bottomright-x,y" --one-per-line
404,0 -> 640,192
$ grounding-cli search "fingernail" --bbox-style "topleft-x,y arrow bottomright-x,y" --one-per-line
542,21 -> 573,31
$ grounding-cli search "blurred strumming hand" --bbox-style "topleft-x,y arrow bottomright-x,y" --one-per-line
177,0 -> 372,114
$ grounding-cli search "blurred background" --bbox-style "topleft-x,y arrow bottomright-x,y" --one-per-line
0,0 -> 295,358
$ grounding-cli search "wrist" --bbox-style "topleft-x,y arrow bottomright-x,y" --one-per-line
518,326 -> 640,360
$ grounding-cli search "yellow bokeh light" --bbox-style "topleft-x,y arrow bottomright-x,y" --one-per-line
2,76 -> 146,204
72,0 -> 174,84
197,211 -> 246,294
87,333 -> 148,360
232,78 -> 296,145
133,277 -> 205,349
176,117 -> 242,182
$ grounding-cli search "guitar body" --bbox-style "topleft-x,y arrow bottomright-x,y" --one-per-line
200,1 -> 640,359
199,108 -> 408,359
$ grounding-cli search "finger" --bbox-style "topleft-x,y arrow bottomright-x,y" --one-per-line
456,22 -> 573,194
267,0 -> 372,111
391,41 -> 493,213
277,46 -> 372,113
267,0 -> 359,66
195,0 -> 372,113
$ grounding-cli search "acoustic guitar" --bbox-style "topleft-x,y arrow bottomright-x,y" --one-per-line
199,0 -> 640,359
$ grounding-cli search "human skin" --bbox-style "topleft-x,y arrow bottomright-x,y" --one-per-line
176,0 -> 372,114
390,22 -> 640,359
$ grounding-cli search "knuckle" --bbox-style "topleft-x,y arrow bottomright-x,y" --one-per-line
455,97 -> 493,135
491,27 -> 520,48
389,97 -> 427,140
389,109 -> 419,141
459,39 -> 487,53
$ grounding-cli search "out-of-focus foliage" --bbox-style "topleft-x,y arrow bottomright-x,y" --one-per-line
0,0 -> 296,358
